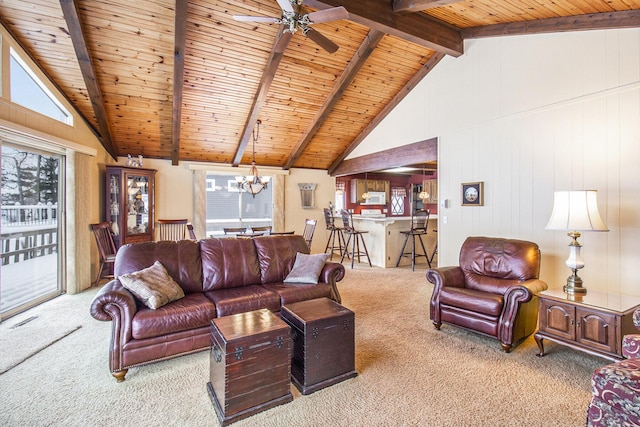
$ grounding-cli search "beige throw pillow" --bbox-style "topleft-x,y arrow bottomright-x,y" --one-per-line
119,261 -> 185,309
284,252 -> 329,285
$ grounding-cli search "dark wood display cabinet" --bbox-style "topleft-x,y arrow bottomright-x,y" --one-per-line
106,165 -> 156,249
535,288 -> 640,361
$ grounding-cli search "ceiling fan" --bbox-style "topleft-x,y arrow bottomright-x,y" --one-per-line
233,0 -> 349,53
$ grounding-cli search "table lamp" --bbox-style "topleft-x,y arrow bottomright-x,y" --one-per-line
545,190 -> 608,295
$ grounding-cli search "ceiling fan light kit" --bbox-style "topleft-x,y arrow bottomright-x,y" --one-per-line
233,0 -> 348,53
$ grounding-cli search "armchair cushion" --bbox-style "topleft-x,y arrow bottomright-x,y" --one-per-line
439,287 -> 503,317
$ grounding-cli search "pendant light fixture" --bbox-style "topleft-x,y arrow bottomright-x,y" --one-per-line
418,164 -> 430,200
236,119 -> 270,198
362,171 -> 371,200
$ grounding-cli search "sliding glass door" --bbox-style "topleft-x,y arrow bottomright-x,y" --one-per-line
1,144 -> 64,319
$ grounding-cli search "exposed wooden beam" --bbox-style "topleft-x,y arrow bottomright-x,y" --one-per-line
304,0 -> 463,57
59,0 -> 117,159
232,29 -> 292,166
462,9 -> 640,39
393,0 -> 462,14
283,29 -> 385,170
328,51 -> 445,175
331,138 -> 437,176
171,0 -> 187,166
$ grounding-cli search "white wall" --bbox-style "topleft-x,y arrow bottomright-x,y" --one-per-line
354,29 -> 640,296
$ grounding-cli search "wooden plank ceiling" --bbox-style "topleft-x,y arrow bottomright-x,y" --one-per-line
1,0 -> 639,173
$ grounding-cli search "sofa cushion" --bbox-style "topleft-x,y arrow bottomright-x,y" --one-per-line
200,237 -> 262,291
119,261 -> 185,309
284,252 -> 329,284
131,293 -> 216,340
253,235 -> 310,284
204,285 -> 281,317
262,282 -> 333,306
439,286 -> 504,317
115,240 -> 203,294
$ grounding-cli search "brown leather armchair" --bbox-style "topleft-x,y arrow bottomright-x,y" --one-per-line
427,236 -> 548,352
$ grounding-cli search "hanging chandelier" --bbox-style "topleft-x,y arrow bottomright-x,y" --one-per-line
236,119 -> 270,198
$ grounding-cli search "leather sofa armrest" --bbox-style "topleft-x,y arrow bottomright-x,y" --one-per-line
426,266 -> 465,292
320,261 -> 346,304
90,279 -> 137,344
502,278 -> 548,315
427,266 -> 465,327
623,335 -> 640,359
498,279 -> 548,345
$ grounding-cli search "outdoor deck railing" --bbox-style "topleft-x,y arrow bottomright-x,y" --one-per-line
1,203 -> 58,227
1,227 -> 58,265
1,204 -> 58,266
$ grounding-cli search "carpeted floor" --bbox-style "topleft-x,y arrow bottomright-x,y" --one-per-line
0,264 -> 605,426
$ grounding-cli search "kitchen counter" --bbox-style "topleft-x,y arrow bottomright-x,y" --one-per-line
343,214 -> 438,268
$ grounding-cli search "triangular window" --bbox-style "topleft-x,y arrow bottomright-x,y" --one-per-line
9,47 -> 73,125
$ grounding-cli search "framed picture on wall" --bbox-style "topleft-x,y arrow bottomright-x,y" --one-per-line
462,182 -> 484,206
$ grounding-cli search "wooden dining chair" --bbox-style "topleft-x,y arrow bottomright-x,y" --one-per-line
223,227 -> 247,235
251,225 -> 272,235
302,219 -> 317,250
157,219 -> 195,241
90,222 -> 117,287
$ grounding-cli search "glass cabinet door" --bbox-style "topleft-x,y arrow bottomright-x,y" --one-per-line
125,173 -> 150,236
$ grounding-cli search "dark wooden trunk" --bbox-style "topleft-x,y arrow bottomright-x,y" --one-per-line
281,298 -> 357,395
207,309 -> 292,426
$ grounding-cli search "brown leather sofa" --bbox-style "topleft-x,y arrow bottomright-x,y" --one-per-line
90,235 -> 345,381
427,236 -> 548,352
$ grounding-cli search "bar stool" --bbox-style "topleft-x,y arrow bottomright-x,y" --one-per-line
395,209 -> 431,271
340,209 -> 372,269
323,208 -> 347,261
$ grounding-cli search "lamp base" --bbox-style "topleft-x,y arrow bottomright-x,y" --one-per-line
563,271 -> 587,295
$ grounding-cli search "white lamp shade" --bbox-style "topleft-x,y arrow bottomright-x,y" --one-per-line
545,190 -> 608,231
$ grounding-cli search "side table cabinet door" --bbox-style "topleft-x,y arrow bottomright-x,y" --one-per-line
539,299 -> 575,341
576,307 -> 617,354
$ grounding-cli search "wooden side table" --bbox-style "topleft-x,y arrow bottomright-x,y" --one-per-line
281,298 -> 357,395
535,288 -> 640,361
207,309 -> 292,426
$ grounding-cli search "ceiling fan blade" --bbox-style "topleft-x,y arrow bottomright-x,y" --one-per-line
233,15 -> 280,23
274,31 -> 293,53
276,0 -> 295,14
305,28 -> 339,53
307,6 -> 349,24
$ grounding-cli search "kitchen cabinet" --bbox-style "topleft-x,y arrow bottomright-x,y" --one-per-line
421,179 -> 438,204
350,179 -> 390,203
106,165 -> 156,248
534,289 -> 640,361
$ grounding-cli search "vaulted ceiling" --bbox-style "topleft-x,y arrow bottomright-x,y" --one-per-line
1,0 -> 639,174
